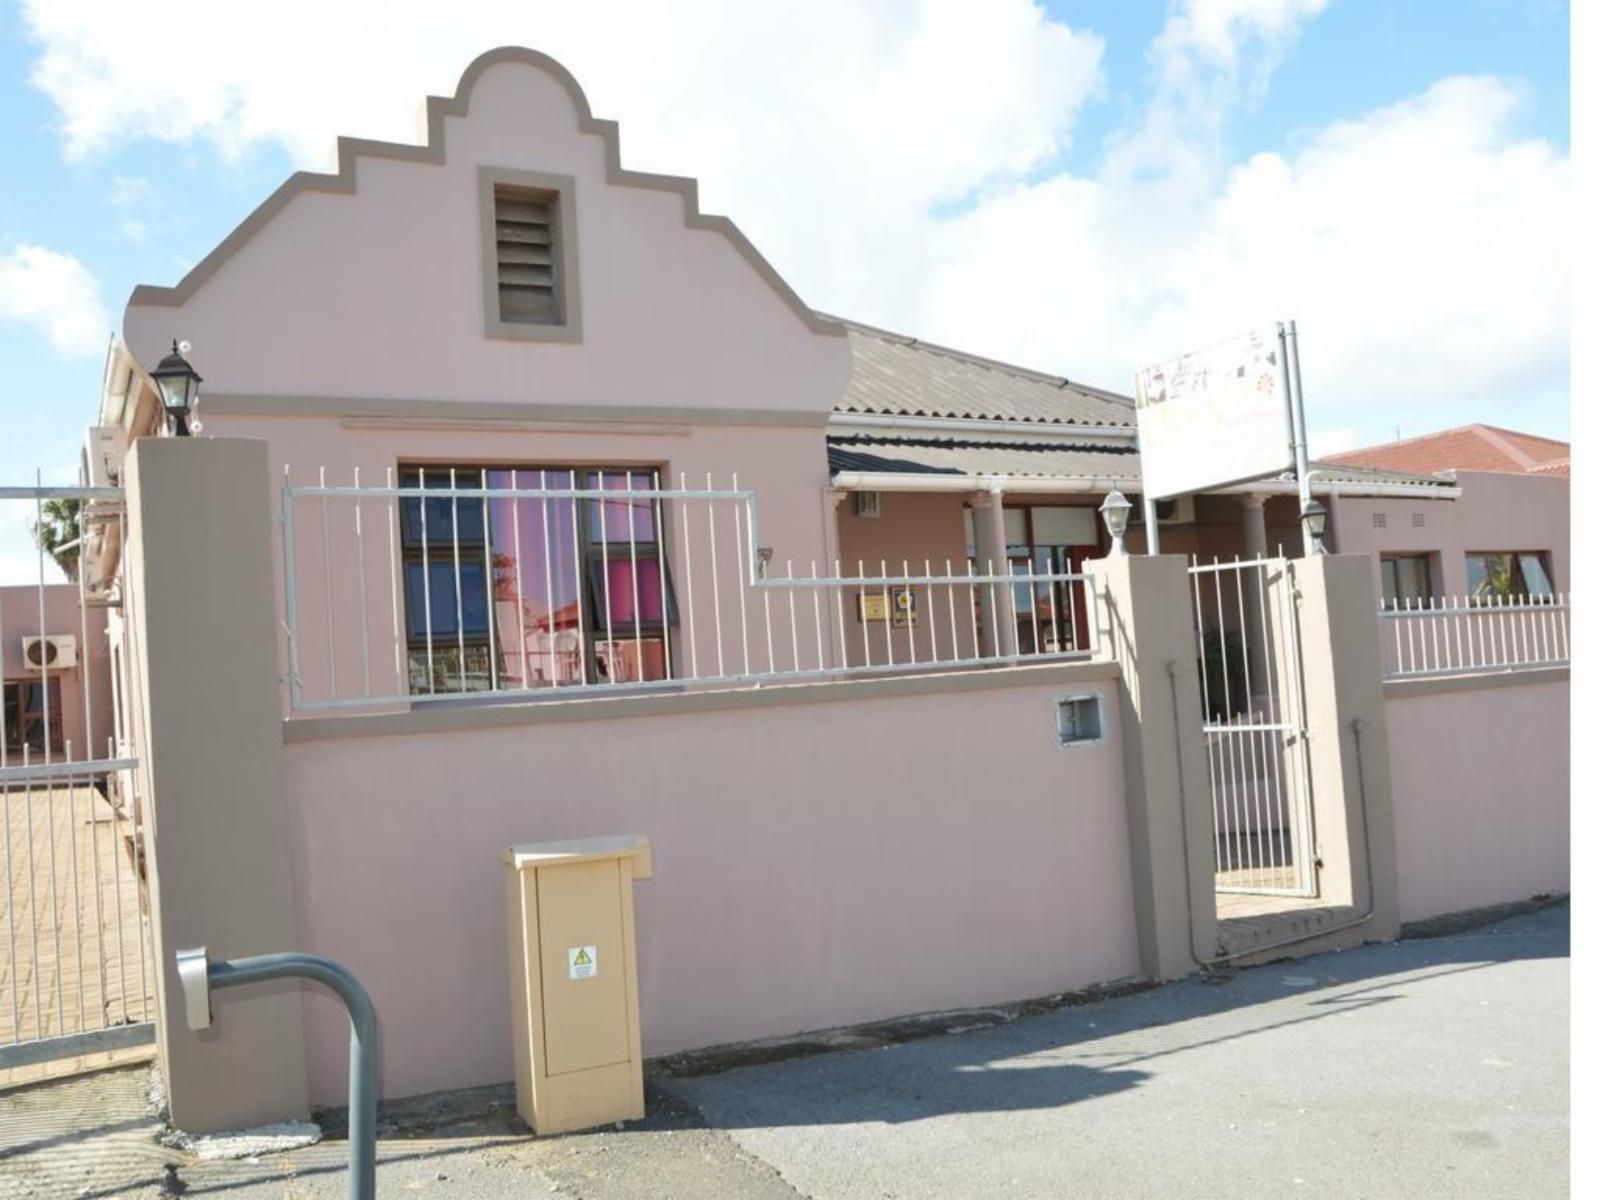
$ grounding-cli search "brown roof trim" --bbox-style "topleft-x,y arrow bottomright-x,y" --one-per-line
125,46 -> 844,339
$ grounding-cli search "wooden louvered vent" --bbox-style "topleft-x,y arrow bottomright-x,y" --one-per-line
494,187 -> 561,325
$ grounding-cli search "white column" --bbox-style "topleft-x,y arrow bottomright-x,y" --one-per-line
970,487 -> 1015,657
1240,494 -> 1269,561
1239,494 -> 1271,703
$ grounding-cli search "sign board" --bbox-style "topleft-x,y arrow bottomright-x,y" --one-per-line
857,587 -> 917,626
1134,326 -> 1293,500
568,945 -> 597,980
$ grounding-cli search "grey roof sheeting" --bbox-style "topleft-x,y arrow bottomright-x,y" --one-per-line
829,317 -> 1137,429
828,436 -> 1140,480
827,436 -> 1455,491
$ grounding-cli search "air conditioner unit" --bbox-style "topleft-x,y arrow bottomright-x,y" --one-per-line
1131,495 -> 1196,526
22,636 -> 77,671
854,491 -> 883,519
84,425 -> 124,488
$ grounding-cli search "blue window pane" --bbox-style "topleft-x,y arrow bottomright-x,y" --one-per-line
405,560 -> 489,639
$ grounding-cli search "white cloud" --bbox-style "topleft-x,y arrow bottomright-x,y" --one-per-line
118,218 -> 147,244
0,244 -> 110,358
921,74 -> 1568,440
107,175 -> 149,207
17,0 -> 1567,445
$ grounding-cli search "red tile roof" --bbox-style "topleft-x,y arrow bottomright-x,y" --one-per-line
1323,424 -> 1570,477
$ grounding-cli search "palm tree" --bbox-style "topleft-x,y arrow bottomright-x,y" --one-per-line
30,497 -> 81,582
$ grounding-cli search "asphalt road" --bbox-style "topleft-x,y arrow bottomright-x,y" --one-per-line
1,905 -> 1568,1199
676,905 -> 1570,1200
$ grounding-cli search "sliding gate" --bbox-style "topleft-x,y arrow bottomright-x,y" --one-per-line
1189,556 -> 1318,898
0,483 -> 156,1078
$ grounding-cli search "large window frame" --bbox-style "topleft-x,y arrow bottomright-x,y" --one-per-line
1465,551 -> 1554,604
398,465 -> 677,696
1379,553 -> 1434,611
964,502 -> 1104,653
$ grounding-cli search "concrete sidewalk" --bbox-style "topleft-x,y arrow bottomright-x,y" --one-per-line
0,905 -> 1567,1199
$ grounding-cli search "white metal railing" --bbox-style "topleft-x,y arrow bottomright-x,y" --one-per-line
1380,594 -> 1570,679
280,470 -> 1100,713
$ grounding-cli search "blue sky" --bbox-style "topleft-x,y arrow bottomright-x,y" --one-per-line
0,1 -> 1571,578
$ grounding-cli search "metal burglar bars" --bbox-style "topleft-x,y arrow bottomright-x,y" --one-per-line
1189,556 -> 1317,898
1380,593 -> 1571,679
0,482 -> 156,1078
278,470 -> 1100,712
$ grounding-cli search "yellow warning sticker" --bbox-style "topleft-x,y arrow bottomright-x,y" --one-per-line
568,945 -> 598,980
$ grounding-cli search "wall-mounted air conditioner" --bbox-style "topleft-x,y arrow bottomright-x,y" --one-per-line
23,635 -> 78,671
1131,495 -> 1196,526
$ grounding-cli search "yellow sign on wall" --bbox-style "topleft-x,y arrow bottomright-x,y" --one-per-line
857,587 -> 918,627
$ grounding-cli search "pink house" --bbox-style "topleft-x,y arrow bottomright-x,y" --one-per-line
47,47 -> 1565,1130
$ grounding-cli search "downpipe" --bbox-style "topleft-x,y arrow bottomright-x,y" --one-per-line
1167,660 -> 1377,968
175,949 -> 377,1200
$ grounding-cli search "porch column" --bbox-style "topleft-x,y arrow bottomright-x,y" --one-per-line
970,486 -> 1015,657
1240,494 -> 1269,560
822,488 -> 847,669
125,437 -> 310,1132
1239,495 -> 1271,701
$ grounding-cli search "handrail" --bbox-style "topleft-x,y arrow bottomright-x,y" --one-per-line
176,948 -> 377,1200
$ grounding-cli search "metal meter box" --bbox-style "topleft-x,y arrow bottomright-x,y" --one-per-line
503,834 -> 652,1135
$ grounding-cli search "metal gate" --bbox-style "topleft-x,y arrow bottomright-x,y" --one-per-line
0,483 -> 155,1078
1189,556 -> 1317,898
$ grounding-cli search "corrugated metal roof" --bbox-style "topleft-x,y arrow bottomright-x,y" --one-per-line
827,436 -> 1455,491
828,437 -> 1141,480
829,317 -> 1136,428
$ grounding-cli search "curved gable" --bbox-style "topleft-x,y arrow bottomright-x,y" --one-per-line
124,47 -> 849,418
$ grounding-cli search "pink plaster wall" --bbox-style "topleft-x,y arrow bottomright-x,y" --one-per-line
1333,472 -> 1569,598
1385,675 -> 1569,924
208,415 -> 838,706
281,672 -> 1139,1105
122,55 -> 851,417
835,491 -> 979,664
0,584 -> 113,761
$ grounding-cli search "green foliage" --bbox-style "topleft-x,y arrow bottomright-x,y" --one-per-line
30,497 -> 81,582
1200,628 -> 1247,719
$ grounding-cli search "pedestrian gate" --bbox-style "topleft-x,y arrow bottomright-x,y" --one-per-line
0,484 -> 155,1078
1189,556 -> 1318,898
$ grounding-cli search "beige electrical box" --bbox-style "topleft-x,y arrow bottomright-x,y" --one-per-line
503,834 -> 652,1136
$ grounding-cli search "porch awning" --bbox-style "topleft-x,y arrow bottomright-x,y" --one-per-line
827,435 -> 1461,499
828,436 -> 1141,487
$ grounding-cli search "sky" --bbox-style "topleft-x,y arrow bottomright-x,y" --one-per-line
0,0 -> 1571,581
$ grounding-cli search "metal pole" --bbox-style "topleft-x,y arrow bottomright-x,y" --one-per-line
1140,495 -> 1161,555
1284,319 -> 1314,555
177,949 -> 377,1200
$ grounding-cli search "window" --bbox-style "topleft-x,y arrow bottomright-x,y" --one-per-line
964,503 -> 1100,653
4,679 -> 63,755
479,168 -> 581,342
399,467 -> 676,695
1466,552 -> 1554,602
1379,555 -> 1433,610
